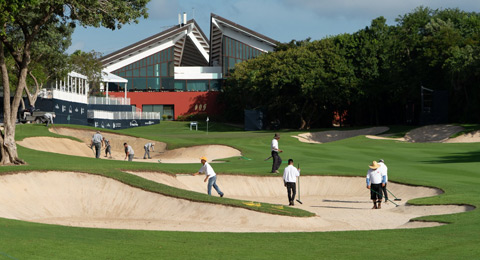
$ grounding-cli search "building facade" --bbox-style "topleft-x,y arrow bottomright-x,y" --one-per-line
100,13 -> 277,120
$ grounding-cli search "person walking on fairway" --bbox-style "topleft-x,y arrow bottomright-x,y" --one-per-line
90,131 -> 104,159
193,156 -> 224,197
271,133 -> 283,173
378,159 -> 388,202
366,161 -> 386,209
124,142 -> 134,161
283,159 -> 300,206
43,113 -> 55,127
103,137 -> 112,158
143,142 -> 155,159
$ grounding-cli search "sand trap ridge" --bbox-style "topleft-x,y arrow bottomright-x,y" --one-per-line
128,172 -> 473,231
16,128 -> 241,163
293,127 -> 389,144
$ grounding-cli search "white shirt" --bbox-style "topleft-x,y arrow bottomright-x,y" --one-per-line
198,162 -> 216,179
283,165 -> 300,183
92,133 -> 103,144
366,168 -> 383,185
271,139 -> 279,151
378,162 -> 388,182
125,145 -> 134,155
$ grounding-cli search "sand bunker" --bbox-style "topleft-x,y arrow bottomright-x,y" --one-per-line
444,130 -> 480,143
404,125 -> 464,143
293,127 -> 389,144
16,128 -> 241,163
0,171 -> 472,232
128,172 -> 473,231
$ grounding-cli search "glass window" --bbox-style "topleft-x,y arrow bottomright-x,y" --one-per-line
133,68 -> 139,77
187,80 -> 208,91
127,79 -> 133,91
163,105 -> 174,119
140,67 -> 146,77
133,78 -> 146,90
147,77 -> 160,90
210,80 -> 221,91
168,61 -> 174,77
161,63 -> 168,77
174,80 -> 185,91
155,64 -> 160,77
162,78 -> 174,90
147,66 -> 154,77
126,70 -> 132,77
228,57 -> 235,70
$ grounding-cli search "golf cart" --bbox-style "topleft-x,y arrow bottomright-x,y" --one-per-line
18,110 -> 55,124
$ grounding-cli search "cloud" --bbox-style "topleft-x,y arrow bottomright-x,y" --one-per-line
147,0 -> 180,20
281,0 -> 480,22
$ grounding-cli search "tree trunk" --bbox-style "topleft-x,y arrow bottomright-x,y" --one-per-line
0,42 -> 26,165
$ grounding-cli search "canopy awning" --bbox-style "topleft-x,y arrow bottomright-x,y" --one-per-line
102,71 -> 128,83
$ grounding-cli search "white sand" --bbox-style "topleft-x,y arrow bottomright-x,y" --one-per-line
0,171 -> 471,232
444,130 -> 480,143
16,128 -> 241,163
293,127 -> 389,144
127,172 -> 473,231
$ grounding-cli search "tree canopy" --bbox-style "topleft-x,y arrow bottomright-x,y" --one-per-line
222,7 -> 480,129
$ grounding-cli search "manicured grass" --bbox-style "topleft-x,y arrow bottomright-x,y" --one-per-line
1,122 -> 479,259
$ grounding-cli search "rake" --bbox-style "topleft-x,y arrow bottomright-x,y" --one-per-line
371,188 -> 399,207
387,188 -> 402,201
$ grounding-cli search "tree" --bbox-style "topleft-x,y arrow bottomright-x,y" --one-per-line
0,0 -> 149,165
68,50 -> 103,96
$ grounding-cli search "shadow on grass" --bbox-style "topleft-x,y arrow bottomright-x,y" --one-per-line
422,150 -> 480,163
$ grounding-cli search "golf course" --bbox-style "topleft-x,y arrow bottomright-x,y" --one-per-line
0,121 -> 478,259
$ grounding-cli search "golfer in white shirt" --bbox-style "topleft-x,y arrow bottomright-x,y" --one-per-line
283,159 -> 300,206
193,156 -> 224,197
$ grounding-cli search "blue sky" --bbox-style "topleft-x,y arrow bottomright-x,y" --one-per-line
68,0 -> 480,55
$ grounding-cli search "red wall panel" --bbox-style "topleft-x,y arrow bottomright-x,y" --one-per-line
108,91 -> 220,119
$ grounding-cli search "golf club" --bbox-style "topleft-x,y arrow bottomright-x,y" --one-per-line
387,188 -> 402,201
296,163 -> 303,204
264,156 -> 272,161
370,188 -> 399,207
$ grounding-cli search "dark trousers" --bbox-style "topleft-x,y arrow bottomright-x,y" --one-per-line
94,143 -> 101,159
286,182 -> 296,203
382,183 -> 388,201
271,151 -> 282,172
370,184 -> 383,200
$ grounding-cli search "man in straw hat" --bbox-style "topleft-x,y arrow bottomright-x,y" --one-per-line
271,133 -> 283,173
366,161 -> 387,209
193,156 -> 224,197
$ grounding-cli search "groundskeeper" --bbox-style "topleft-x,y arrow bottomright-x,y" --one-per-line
103,137 -> 112,158
271,133 -> 283,173
193,156 -> 224,197
90,131 -> 104,159
124,142 -> 134,161
283,159 -> 300,206
143,142 -> 155,159
43,113 -> 55,127
378,159 -> 388,202
366,161 -> 386,209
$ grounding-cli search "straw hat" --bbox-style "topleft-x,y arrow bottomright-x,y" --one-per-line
200,156 -> 208,161
369,161 -> 380,169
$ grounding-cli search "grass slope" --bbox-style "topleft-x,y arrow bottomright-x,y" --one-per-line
0,122 -> 478,259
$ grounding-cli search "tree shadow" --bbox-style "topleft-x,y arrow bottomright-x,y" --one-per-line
422,150 -> 480,163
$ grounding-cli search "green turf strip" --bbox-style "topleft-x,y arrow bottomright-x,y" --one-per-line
0,122 -> 478,259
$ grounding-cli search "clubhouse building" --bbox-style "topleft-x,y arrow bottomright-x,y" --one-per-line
100,13 -> 277,119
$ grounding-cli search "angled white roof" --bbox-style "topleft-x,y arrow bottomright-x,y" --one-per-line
101,71 -> 128,83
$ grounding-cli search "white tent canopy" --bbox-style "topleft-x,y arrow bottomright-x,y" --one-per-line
102,71 -> 128,83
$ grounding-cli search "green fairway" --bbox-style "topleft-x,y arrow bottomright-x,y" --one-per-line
1,122 -> 479,259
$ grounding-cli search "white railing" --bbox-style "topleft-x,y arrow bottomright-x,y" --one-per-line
87,110 -> 160,120
88,96 -> 131,105
39,88 -> 88,104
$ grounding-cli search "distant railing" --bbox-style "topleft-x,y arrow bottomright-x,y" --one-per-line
38,88 -> 88,104
88,96 -> 130,105
87,110 -> 160,120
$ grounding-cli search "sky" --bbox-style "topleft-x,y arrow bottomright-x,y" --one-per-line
67,0 -> 480,55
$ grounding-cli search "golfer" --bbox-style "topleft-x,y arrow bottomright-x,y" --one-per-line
143,142 -> 155,159
378,159 -> 388,202
271,133 -> 283,173
124,142 -> 134,161
366,161 -> 386,209
193,156 -> 224,197
103,137 -> 112,158
43,113 -> 55,127
283,159 -> 300,206
90,131 -> 104,159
